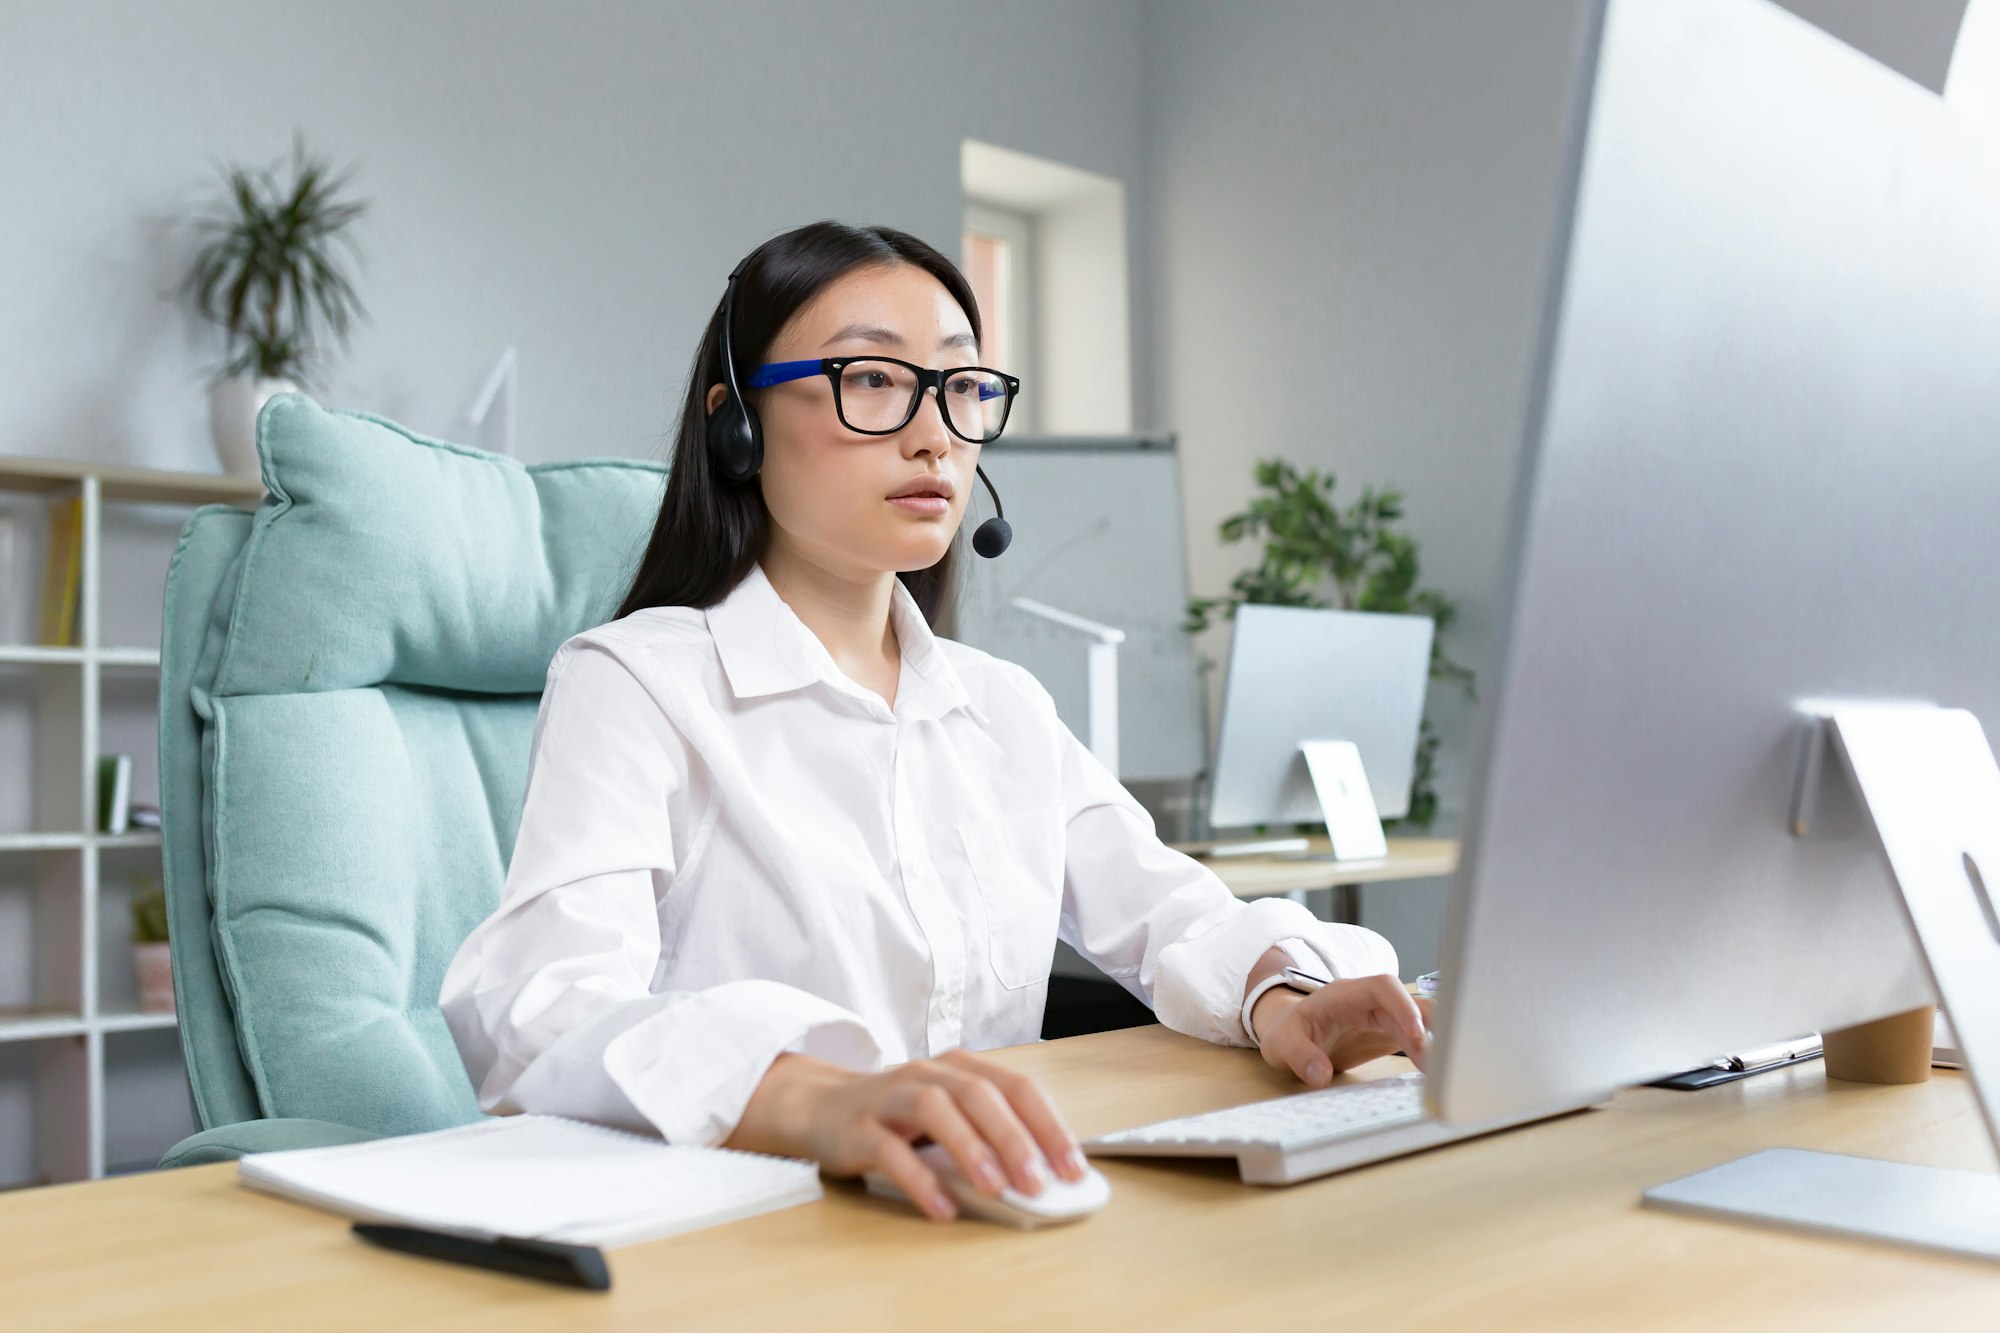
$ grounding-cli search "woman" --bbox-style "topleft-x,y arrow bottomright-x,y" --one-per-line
438,221 -> 1431,1223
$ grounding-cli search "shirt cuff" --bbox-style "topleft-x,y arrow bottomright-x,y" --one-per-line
1287,915 -> 1400,983
1152,893 -> 1405,1048
1149,898 -> 1319,1046
1275,936 -> 1333,981
601,979 -> 885,1146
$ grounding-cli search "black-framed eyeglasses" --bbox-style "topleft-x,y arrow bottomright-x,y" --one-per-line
745,356 -> 1021,444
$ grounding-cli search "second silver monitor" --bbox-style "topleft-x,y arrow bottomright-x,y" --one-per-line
1207,605 -> 1433,828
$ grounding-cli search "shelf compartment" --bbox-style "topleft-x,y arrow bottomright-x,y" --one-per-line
102,1027 -> 194,1176
0,493 -> 54,655
98,502 -> 192,655
0,655 -> 85,836
0,1035 -> 89,1189
0,851 -> 83,1027
99,844 -> 168,1020
98,668 -> 162,837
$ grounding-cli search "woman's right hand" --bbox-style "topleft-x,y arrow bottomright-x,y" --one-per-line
723,1048 -> 1088,1222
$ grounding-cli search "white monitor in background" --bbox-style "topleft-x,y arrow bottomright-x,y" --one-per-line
1206,604 -> 1433,829
1427,0 -> 2000,1259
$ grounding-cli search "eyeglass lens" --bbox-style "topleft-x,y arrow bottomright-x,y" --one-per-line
834,359 -> 1010,441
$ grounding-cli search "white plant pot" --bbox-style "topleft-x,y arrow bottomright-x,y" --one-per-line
133,940 -> 175,1014
208,376 -> 298,481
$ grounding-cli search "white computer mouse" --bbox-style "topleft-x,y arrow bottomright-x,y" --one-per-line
863,1143 -> 1112,1229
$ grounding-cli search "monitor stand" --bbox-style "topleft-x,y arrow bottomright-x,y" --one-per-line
1297,739 -> 1387,861
1641,704 -> 2000,1261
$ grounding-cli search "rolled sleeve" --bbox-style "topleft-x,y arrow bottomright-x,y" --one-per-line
438,638 -> 883,1146
600,980 -> 883,1145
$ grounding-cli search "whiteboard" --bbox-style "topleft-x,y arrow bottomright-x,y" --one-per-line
949,436 -> 1206,782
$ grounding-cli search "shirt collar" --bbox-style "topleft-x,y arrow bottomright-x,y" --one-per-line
706,561 -> 988,727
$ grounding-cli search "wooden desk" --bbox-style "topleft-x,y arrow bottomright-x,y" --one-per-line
4,1024 -> 1995,1330
1173,835 -> 1460,923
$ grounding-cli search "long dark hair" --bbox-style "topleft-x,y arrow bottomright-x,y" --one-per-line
616,221 -> 982,626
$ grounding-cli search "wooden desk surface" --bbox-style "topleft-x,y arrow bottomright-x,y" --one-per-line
4,1024 -> 1995,1332
1174,835 -> 1460,899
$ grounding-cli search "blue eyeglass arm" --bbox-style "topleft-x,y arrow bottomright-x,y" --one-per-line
747,357 -> 1015,401
744,359 -> 824,389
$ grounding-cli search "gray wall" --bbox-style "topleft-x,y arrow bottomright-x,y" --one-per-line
0,0 -> 1144,474
1143,0 -> 1970,970
0,0 -> 1148,1180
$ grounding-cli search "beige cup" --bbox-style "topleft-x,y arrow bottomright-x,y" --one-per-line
1821,1005 -> 1935,1084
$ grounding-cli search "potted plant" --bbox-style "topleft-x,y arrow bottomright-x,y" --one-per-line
129,875 -> 174,1014
178,132 -> 370,479
1185,458 -> 1475,830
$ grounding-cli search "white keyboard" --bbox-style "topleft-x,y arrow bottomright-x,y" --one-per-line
1085,1072 -> 1461,1185
1093,1072 -> 1429,1152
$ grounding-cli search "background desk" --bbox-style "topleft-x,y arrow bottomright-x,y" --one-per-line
4,1023 -> 1996,1330
1172,835 -> 1460,924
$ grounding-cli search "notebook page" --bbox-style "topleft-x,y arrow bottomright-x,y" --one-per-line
237,1115 -> 821,1247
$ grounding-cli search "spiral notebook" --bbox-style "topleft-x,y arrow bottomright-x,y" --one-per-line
237,1114 -> 822,1248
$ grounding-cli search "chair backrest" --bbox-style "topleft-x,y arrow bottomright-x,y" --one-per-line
160,394 -> 666,1135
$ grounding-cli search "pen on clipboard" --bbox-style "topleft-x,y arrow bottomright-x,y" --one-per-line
1711,1033 -> 1822,1073
351,1222 -> 611,1290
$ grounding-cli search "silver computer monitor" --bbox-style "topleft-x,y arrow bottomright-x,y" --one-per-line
1206,605 -> 1433,828
1430,0 -> 2000,1133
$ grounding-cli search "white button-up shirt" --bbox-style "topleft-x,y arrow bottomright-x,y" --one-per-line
439,561 -> 1399,1146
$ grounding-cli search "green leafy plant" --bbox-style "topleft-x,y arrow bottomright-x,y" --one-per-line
178,132 -> 370,388
129,875 -> 169,946
1186,458 -> 1475,829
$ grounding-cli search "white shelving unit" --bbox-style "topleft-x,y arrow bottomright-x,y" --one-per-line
0,457 -> 263,1188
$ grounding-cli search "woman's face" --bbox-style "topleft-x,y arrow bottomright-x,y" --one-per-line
733,263 -> 983,581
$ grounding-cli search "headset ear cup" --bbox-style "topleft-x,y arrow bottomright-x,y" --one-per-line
705,393 -> 762,483
708,260 -> 766,483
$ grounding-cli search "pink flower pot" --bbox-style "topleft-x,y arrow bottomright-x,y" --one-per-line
134,942 -> 175,1014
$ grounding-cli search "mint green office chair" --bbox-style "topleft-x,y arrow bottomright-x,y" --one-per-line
156,394 -> 665,1166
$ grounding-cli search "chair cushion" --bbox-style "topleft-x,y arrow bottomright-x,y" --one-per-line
188,393 -> 666,1134
207,688 -> 539,1134
160,506 -> 262,1129
210,394 -> 665,696
160,1117 -> 383,1169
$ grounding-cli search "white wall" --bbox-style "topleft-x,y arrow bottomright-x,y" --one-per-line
1032,189 -> 1135,435
1143,0 -> 1971,970
962,138 -> 1135,433
1,0 -> 1975,986
0,0 -> 1145,473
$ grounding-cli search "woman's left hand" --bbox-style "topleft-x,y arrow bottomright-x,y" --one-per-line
1253,974 -> 1435,1086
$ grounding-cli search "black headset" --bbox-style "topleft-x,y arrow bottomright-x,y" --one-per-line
705,261 -> 1014,558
